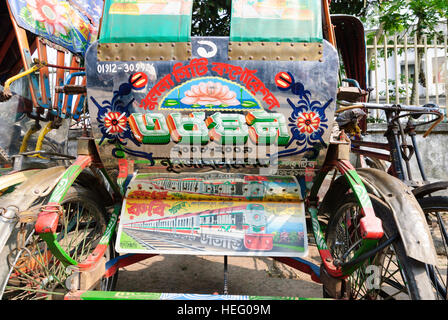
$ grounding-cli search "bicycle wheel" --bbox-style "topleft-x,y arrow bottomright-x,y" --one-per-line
2,185 -> 117,300
418,196 -> 448,300
325,193 -> 435,300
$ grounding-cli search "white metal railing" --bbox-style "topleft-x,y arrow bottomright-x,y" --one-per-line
366,34 -> 447,121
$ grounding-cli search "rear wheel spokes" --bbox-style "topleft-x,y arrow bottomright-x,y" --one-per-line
333,203 -> 411,299
4,200 -> 102,300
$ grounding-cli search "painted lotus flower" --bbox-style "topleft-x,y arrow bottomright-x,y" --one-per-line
181,81 -> 240,106
297,112 -> 321,134
27,0 -> 70,36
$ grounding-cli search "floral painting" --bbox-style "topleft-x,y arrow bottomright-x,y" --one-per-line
274,71 -> 332,158
160,77 -> 261,111
7,0 -> 101,55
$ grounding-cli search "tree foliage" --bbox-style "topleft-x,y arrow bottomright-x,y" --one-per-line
191,0 -> 231,36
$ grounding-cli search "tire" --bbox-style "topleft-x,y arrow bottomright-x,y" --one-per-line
417,196 -> 448,300
325,193 -> 435,300
1,184 -> 117,300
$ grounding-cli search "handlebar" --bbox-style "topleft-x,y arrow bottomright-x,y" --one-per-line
336,101 -> 444,137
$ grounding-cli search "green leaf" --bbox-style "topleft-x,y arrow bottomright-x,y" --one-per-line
241,100 -> 258,108
164,99 -> 179,106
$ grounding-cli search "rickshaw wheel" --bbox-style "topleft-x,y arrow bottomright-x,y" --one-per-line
325,193 -> 435,300
418,196 -> 448,300
2,185 -> 117,300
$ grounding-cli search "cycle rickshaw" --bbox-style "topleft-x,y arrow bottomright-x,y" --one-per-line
0,0 -> 439,300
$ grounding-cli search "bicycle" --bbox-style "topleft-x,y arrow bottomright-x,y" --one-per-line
336,99 -> 448,299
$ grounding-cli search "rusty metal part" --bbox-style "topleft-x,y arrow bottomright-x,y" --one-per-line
320,264 -> 348,299
228,41 -> 323,61
337,143 -> 350,161
66,257 -> 106,291
97,42 -> 192,61
18,211 -> 38,224
54,85 -> 86,95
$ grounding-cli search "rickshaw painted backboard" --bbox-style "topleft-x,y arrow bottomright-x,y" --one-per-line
86,0 -> 338,257
116,172 -> 307,256
85,37 -> 338,178
7,0 -> 102,55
